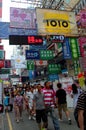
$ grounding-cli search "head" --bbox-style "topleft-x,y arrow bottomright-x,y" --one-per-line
57,83 -> 62,89
37,84 -> 42,92
72,83 -> 78,94
44,81 -> 50,89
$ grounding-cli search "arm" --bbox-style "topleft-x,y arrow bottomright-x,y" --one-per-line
78,110 -> 84,130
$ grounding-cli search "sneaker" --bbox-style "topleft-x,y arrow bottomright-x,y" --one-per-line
20,117 -> 23,121
58,118 -> 63,122
32,116 -> 36,120
68,119 -> 71,125
16,120 -> 19,123
28,116 -> 31,120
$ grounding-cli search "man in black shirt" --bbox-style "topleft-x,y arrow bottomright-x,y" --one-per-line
56,83 -> 71,125
76,91 -> 86,130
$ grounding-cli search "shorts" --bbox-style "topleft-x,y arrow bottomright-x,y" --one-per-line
36,109 -> 47,123
58,103 -> 68,112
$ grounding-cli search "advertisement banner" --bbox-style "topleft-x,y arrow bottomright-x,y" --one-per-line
63,38 -> 71,59
40,50 -> 54,60
11,56 -> 27,69
78,37 -> 86,57
10,7 -> 36,29
36,8 -> 78,36
69,38 -> 79,59
25,50 -> 40,60
80,11 -> 86,28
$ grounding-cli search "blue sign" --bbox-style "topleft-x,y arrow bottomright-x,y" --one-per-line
25,50 -> 40,60
10,28 -> 37,35
0,22 -> 9,39
63,38 -> 71,59
48,74 -> 59,81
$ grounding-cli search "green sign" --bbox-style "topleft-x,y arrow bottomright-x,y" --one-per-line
48,64 -> 61,74
0,50 -> 4,59
69,38 -> 79,59
0,69 -> 10,74
73,60 -> 79,76
27,60 -> 34,70
40,50 -> 54,60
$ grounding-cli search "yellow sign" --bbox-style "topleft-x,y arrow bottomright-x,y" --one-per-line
36,8 -> 78,36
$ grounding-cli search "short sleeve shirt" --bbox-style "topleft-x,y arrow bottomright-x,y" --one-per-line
56,89 -> 67,104
76,91 -> 86,128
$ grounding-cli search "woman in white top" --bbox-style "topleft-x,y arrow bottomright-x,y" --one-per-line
71,83 -> 82,108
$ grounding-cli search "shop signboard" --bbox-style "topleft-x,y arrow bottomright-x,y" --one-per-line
48,74 -> 59,81
0,45 -> 3,50
0,60 -> 4,68
35,60 -> 48,66
36,8 -> 78,36
69,38 -> 79,59
27,60 -> 34,70
0,50 -> 4,59
9,28 -> 37,35
5,60 -> 11,68
0,69 -> 10,74
63,38 -> 71,59
78,37 -> 86,57
25,50 -> 40,60
40,50 -> 54,60
9,35 -> 43,45
48,64 -> 61,74
73,60 -> 80,76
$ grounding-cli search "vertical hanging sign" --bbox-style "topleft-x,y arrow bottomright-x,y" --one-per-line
63,38 -> 71,59
69,38 -> 79,59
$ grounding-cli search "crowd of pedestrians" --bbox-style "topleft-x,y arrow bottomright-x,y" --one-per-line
3,80 -> 86,130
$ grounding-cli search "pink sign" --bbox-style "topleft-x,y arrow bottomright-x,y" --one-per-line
78,37 -> 86,57
10,7 -> 36,29
80,11 -> 86,27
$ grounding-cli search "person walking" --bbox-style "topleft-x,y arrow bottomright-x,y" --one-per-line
56,82 -> 71,124
42,81 -> 60,130
33,84 -> 47,130
76,91 -> 86,130
71,83 -> 83,108
14,92 -> 23,123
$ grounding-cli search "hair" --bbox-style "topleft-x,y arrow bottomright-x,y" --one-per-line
44,81 -> 48,86
57,83 -> 62,88
72,83 -> 78,94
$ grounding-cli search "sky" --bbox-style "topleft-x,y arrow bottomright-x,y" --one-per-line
2,0 -> 14,59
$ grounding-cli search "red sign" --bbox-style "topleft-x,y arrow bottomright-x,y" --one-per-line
0,45 -> 4,50
28,36 -> 43,45
78,37 -> 86,57
0,60 -> 4,68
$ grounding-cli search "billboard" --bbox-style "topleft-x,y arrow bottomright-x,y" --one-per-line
10,7 -> 36,29
36,8 -> 78,36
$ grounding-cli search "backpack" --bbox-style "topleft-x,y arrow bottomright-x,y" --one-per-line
74,108 -> 80,128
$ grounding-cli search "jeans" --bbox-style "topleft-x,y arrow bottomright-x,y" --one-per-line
46,107 -> 60,130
